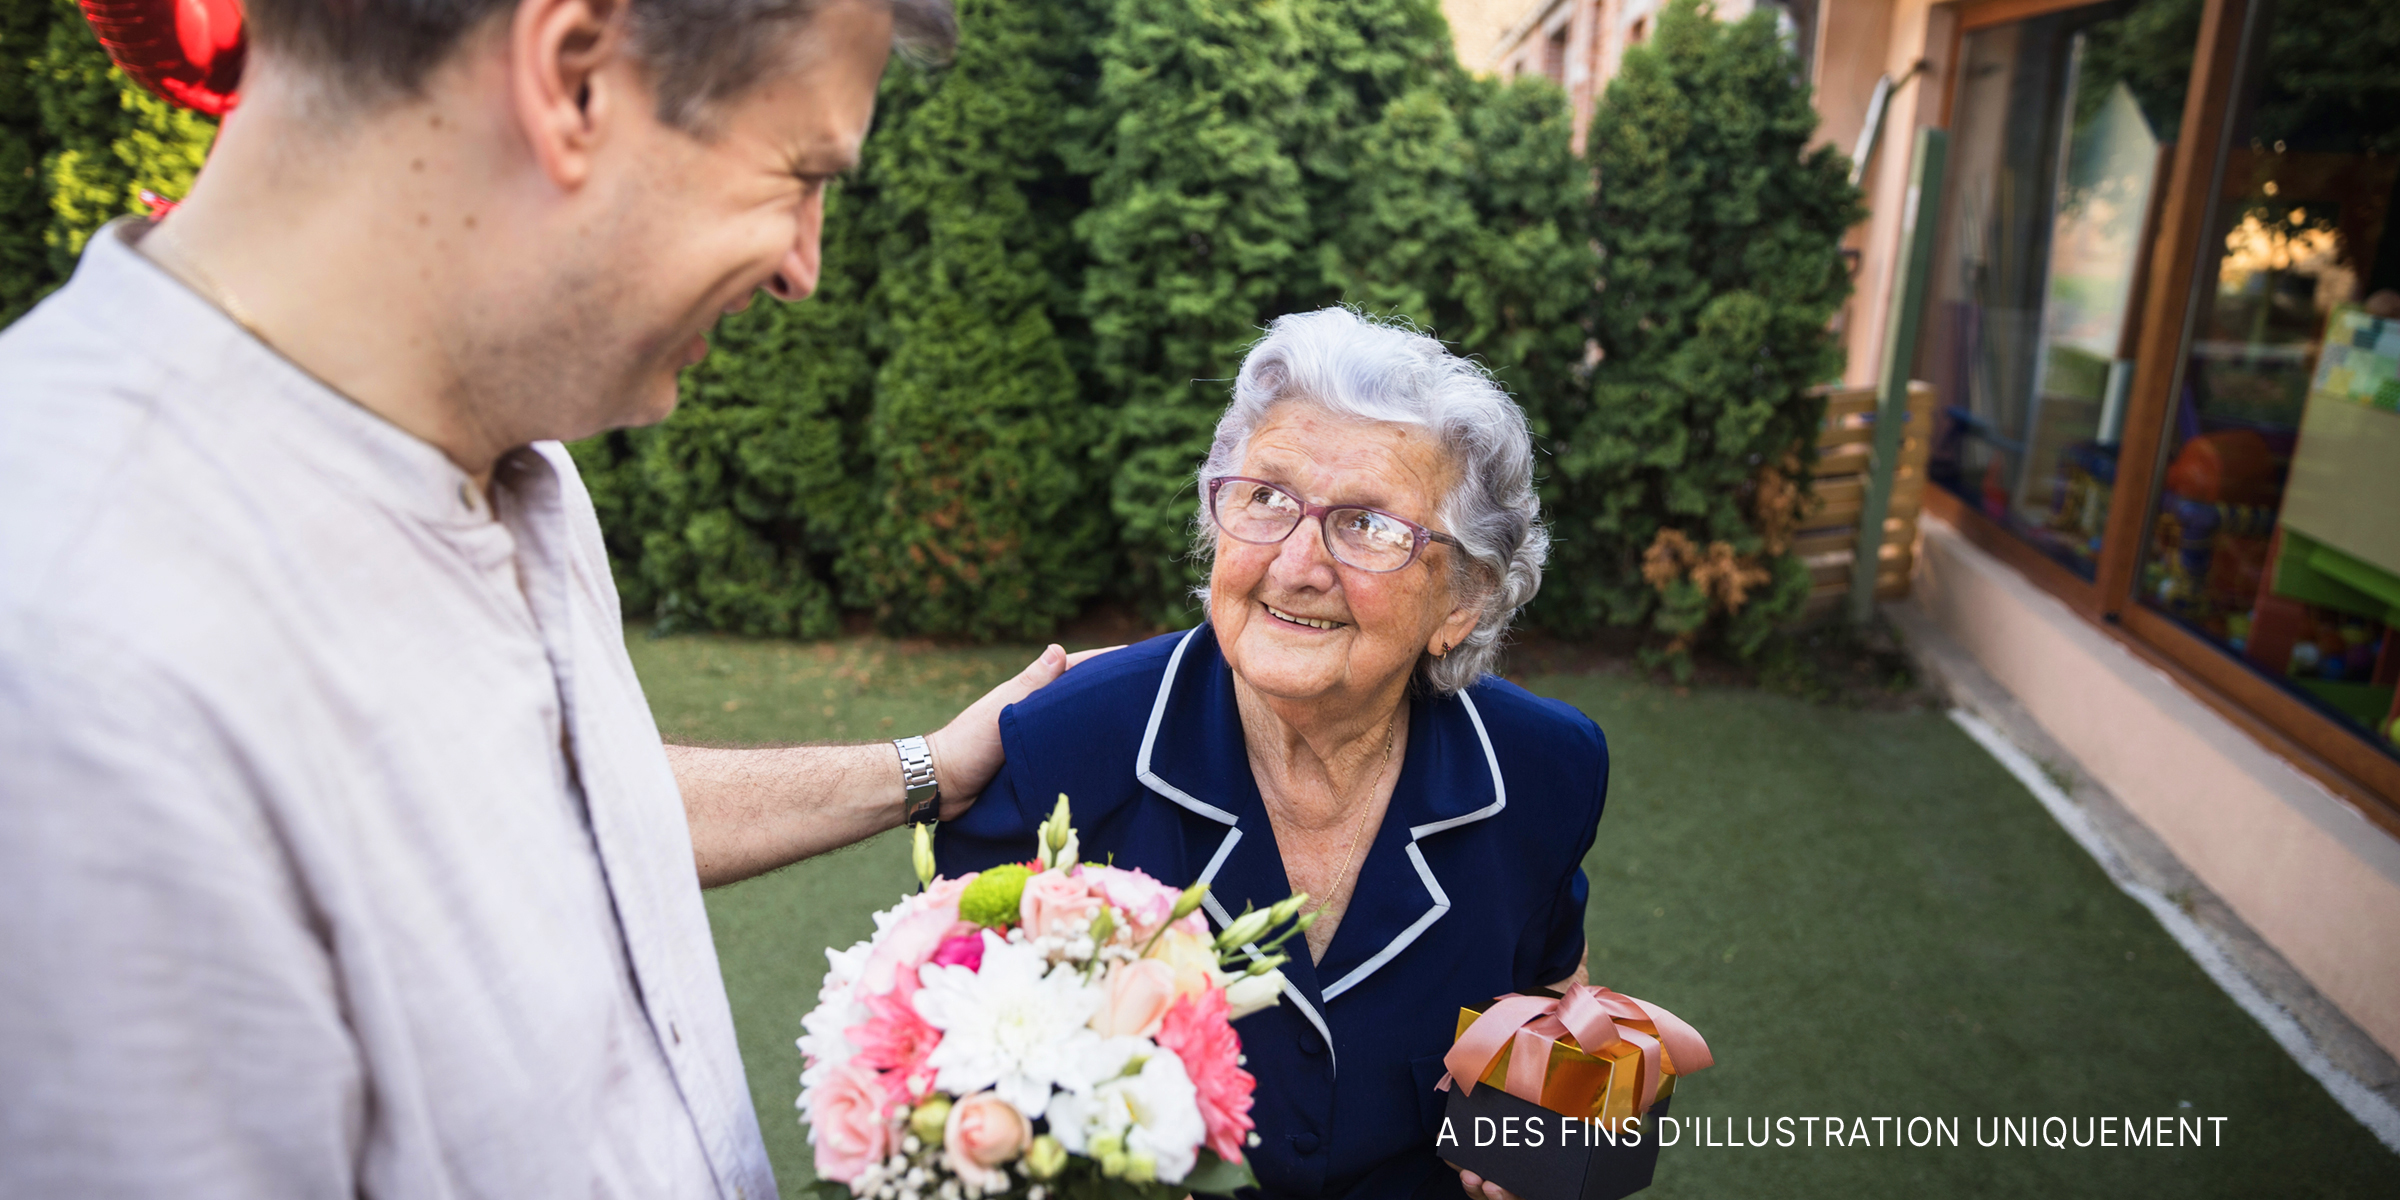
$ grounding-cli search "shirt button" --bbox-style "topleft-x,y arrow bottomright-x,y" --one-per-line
457,481 -> 475,512
670,1020 -> 682,1046
1292,1132 -> 1321,1155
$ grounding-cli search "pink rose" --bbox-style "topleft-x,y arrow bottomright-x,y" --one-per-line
943,1090 -> 1031,1191
1019,868 -> 1104,938
1091,958 -> 1180,1039
808,1061 -> 896,1183
1080,865 -> 1182,940
920,875 -> 972,913
930,933 -> 985,972
862,905 -> 972,995
1156,989 -> 1256,1165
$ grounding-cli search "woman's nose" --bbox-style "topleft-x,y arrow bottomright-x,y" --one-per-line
1268,516 -> 1340,586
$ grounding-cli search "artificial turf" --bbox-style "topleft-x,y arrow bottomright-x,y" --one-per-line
627,628 -> 2398,1198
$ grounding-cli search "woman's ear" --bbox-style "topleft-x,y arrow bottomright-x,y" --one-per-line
1429,603 -> 1479,658
509,0 -> 631,190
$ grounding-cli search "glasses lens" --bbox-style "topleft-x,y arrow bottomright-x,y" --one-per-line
1327,508 -> 1417,572
1216,481 -> 1303,543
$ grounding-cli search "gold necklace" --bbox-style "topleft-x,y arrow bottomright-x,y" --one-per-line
1311,711 -> 1399,929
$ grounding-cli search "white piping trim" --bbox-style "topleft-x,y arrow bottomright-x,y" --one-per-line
1408,691 -> 1507,839
1207,892 -> 1336,1077
1135,628 -> 1238,825
1198,827 -> 1243,887
1321,843 -> 1453,1001
1950,709 -> 2400,1153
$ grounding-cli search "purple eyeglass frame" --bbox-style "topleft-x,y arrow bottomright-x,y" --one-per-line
1205,475 -> 1463,573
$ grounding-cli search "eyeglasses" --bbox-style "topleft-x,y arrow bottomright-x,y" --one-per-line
1206,476 -> 1463,573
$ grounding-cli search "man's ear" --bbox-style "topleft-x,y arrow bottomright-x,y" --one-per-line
509,0 -> 629,190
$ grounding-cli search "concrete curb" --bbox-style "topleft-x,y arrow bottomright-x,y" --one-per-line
1884,599 -> 2400,1154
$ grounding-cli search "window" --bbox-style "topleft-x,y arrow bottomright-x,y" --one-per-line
1918,0 -> 2198,579
1543,23 -> 1570,84
2134,0 -> 2400,756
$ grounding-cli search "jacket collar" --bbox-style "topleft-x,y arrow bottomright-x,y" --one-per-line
1133,625 -> 1510,1063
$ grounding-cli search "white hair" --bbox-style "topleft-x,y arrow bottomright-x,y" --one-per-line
1194,308 -> 1549,695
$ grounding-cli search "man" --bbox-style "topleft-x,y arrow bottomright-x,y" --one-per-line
0,1 -> 1090,1195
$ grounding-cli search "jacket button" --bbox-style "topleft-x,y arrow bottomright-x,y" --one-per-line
1292,1132 -> 1321,1155
1298,1032 -> 1323,1056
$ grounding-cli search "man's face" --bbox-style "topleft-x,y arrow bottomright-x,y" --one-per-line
529,0 -> 891,437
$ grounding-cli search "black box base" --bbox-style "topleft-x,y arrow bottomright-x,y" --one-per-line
1437,1085 -> 1672,1200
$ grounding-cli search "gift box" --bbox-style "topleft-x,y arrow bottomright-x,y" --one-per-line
1436,985 -> 1711,1200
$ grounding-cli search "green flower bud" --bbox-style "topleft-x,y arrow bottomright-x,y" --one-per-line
1024,1134 -> 1066,1180
912,823 -> 936,888
1088,907 -> 1116,946
1214,909 -> 1272,950
907,1097 -> 952,1145
958,864 -> 1032,928
1089,1133 -> 1123,1161
1123,1151 -> 1158,1183
1169,882 -> 1210,923
1248,953 -> 1289,976
1267,894 -> 1304,926
1046,794 -> 1074,851
1101,1151 -> 1129,1178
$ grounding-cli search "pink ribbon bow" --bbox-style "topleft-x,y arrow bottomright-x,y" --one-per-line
1440,985 -> 1714,1118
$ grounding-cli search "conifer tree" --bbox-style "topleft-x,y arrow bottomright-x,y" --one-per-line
569,181 -> 881,639
1540,0 -> 1860,665
2,0 -> 55,324
839,0 -> 1111,638
30,0 -> 213,272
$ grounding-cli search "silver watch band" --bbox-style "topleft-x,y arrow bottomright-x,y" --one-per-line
894,735 -> 940,825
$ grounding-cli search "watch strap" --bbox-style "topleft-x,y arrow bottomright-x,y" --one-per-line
894,735 -> 940,825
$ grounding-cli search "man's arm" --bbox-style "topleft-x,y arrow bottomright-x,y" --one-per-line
673,644 -> 1112,888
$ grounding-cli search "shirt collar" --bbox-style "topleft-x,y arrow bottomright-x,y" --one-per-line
1133,624 -> 1511,1056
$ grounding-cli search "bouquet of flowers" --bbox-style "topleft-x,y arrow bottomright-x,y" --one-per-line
798,797 -> 1311,1199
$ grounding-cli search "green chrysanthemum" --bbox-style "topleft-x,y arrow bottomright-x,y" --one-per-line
958,864 -> 1031,929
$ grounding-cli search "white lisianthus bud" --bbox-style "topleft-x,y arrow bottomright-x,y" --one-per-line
1169,882 -> 1209,923
1220,967 -> 1285,1019
1214,909 -> 1272,951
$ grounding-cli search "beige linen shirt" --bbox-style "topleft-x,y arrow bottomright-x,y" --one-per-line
0,222 -> 775,1199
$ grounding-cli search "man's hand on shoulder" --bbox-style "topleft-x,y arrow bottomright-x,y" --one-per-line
925,644 -> 1118,820
673,644 -> 1118,887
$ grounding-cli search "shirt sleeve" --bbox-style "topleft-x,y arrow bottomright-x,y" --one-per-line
0,636 -> 363,1198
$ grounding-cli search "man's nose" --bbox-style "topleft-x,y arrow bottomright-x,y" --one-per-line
764,239 -> 820,302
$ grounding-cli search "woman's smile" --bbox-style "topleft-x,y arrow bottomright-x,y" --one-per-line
1263,602 -> 1345,632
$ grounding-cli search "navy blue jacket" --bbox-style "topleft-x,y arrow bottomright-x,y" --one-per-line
937,626 -> 1609,1200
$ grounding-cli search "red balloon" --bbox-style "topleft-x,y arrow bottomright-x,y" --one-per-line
80,0 -> 245,116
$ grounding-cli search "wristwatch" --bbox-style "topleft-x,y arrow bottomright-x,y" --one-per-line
894,735 -> 941,825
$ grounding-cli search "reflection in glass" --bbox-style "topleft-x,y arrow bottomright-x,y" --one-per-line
2139,0 -> 2400,756
1921,0 -> 2197,577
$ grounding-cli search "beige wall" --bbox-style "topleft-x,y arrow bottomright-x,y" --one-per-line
1445,0 -> 1545,71
1913,517 -> 2400,1058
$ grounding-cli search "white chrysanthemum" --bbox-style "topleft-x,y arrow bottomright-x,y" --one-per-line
912,931 -> 1104,1119
797,939 -> 874,1091
1044,1039 -> 1206,1184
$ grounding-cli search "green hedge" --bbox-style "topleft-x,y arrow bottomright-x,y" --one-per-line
1534,0 -> 1863,668
6,0 -> 1859,661
2,0 -> 216,325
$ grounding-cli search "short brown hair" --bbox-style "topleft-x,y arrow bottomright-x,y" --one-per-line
245,0 -> 956,129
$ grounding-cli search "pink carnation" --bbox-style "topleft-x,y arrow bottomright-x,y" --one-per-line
1155,988 -> 1256,1164
930,932 -> 985,972
847,971 -> 941,1103
861,903 -> 970,995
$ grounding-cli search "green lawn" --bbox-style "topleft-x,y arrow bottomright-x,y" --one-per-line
629,628 -> 2398,1198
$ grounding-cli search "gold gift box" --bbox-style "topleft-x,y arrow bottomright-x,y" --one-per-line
1454,1001 -> 1677,1127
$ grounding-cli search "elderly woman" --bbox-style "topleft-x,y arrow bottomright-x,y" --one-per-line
936,308 -> 1605,1199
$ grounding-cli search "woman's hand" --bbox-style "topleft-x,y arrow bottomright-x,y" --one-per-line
1456,1166 -> 1519,1200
